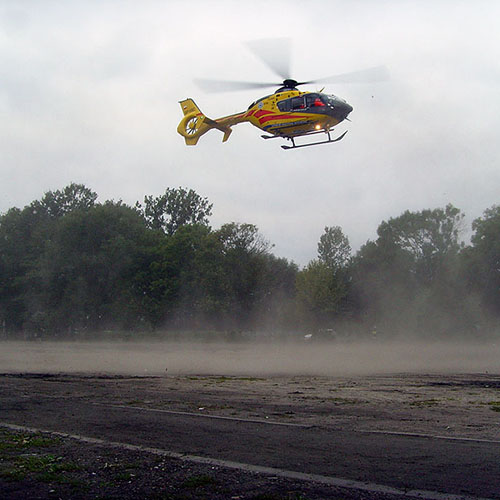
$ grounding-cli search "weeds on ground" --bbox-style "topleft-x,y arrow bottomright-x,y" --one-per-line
409,398 -> 440,407
0,429 -> 84,489
477,401 -> 500,411
488,401 -> 500,412
0,431 -> 59,451
182,473 -> 218,488
1,452 -> 82,485
326,397 -> 358,405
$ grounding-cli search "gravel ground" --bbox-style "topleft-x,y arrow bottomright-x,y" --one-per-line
0,427 -> 407,500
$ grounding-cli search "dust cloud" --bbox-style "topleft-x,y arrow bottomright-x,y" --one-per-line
1,339 -> 499,376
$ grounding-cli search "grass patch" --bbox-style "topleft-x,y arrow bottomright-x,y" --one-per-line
0,451 -> 82,484
59,476 -> 89,489
182,474 -> 218,488
15,453 -> 81,474
327,397 -> 357,404
98,480 -> 117,488
478,400 -> 500,411
0,431 -> 65,483
0,454 -> 79,487
488,402 -> 500,412
115,471 -> 135,481
0,436 -> 88,491
0,467 -> 27,482
104,460 -> 140,481
410,398 -> 440,407
235,377 -> 265,381
0,431 -> 60,450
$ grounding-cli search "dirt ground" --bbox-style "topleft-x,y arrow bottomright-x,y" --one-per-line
1,340 -> 499,499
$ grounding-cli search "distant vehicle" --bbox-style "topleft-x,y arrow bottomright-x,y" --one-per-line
177,38 -> 388,150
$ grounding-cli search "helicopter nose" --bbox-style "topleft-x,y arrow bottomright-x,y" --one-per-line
336,101 -> 353,121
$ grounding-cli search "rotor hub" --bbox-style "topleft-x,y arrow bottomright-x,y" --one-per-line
274,78 -> 300,93
283,79 -> 298,89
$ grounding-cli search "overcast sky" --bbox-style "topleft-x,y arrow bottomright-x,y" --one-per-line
1,0 -> 499,265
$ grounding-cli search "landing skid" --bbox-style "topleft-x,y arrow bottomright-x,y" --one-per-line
283,130 -> 348,150
261,129 -> 348,150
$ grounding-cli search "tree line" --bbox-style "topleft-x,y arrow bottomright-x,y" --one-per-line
0,183 -> 498,339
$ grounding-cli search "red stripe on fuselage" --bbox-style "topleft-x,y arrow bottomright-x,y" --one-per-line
254,110 -> 274,118
258,113 -> 311,125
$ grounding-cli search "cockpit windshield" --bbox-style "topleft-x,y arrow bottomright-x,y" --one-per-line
325,94 -> 347,105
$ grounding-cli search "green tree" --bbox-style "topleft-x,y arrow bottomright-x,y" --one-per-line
217,222 -> 272,255
145,222 -> 297,332
256,255 -> 298,331
141,187 -> 213,235
1,186 -> 298,335
296,226 -> 352,329
318,226 -> 351,269
0,204 -> 57,332
31,183 -> 98,218
377,204 -> 464,284
463,205 -> 500,316
28,202 -> 157,335
0,184 -> 101,334
352,204 -> 468,337
296,260 -> 348,327
214,223 -> 273,328
351,238 -> 415,332
156,224 -> 228,329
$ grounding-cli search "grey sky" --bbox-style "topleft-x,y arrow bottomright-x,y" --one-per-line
1,0 -> 499,265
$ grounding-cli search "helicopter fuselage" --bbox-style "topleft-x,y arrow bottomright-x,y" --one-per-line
217,90 -> 353,138
177,90 -> 353,147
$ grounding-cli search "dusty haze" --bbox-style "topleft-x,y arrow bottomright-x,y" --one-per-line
1,340 -> 499,376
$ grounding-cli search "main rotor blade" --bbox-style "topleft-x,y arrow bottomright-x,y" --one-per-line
244,37 -> 291,80
302,65 -> 390,85
194,78 -> 279,93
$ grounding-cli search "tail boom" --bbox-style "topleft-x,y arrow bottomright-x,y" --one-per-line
177,99 -> 245,145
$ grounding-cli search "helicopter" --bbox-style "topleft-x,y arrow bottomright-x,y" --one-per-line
177,39 -> 388,150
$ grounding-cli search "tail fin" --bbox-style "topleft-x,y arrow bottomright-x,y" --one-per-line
177,99 -> 232,145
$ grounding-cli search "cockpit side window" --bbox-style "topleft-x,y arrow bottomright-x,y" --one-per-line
305,94 -> 317,107
291,96 -> 305,109
277,96 -> 306,111
277,98 -> 291,112
306,94 -> 326,107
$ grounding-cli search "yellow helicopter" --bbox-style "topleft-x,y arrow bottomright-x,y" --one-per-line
177,39 -> 388,150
